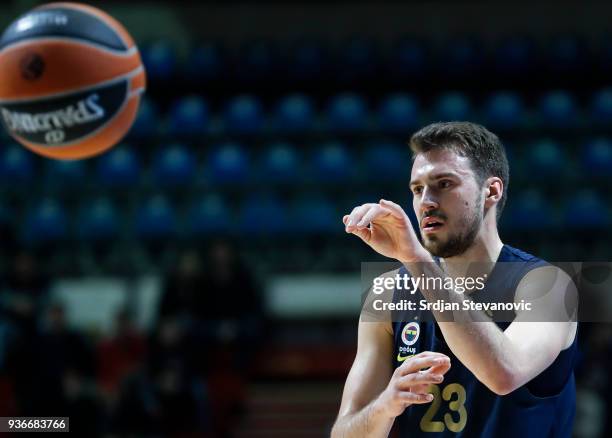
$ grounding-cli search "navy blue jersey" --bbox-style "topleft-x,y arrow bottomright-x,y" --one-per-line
392,245 -> 577,437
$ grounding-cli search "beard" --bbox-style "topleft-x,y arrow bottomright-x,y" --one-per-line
422,199 -> 483,258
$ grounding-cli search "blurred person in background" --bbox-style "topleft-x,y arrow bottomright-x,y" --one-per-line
2,252 -> 50,415
158,239 -> 264,436
109,315 -> 210,436
97,309 -> 147,400
36,304 -> 96,413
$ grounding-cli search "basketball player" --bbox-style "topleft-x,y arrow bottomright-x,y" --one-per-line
331,122 -> 577,437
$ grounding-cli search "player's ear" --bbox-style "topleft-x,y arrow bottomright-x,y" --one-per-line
484,177 -> 503,209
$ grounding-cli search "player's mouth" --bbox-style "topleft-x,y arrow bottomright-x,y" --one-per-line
421,217 -> 445,234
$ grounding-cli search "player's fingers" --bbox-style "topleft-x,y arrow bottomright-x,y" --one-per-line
379,199 -> 407,220
356,206 -> 394,228
429,360 -> 452,376
409,383 -> 434,395
396,391 -> 434,405
346,204 -> 375,228
399,353 -> 450,375
396,372 -> 444,390
394,351 -> 444,372
349,226 -> 371,243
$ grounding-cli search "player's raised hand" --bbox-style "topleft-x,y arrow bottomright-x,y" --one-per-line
343,199 -> 427,262
374,351 -> 451,418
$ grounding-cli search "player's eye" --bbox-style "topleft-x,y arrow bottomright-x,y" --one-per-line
439,180 -> 453,189
412,186 -> 423,195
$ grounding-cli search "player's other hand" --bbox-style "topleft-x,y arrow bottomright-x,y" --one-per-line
375,351 -> 451,419
343,199 -> 427,263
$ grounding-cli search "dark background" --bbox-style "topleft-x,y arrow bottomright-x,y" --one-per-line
0,1 -> 610,437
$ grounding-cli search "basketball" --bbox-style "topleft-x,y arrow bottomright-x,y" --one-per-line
0,2 -> 145,160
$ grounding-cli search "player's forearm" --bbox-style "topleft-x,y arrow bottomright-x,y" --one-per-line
331,399 -> 395,438
404,261 -> 520,394
437,321 -> 520,394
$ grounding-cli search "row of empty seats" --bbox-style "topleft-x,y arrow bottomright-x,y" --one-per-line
140,36 -> 612,81
1,137 -> 611,187
128,89 -> 612,137
3,188 -> 610,245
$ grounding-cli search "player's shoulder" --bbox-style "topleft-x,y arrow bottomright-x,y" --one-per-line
502,244 -> 547,264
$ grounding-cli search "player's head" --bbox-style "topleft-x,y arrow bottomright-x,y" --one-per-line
408,121 -> 509,258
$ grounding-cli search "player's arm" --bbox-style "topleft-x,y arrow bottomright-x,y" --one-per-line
343,200 -> 576,396
483,266 -> 577,393
331,319 -> 450,438
410,263 -> 577,395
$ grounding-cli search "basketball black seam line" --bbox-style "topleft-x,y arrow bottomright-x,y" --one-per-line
0,36 -> 137,57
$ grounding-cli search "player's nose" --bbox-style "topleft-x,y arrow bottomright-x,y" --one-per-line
419,187 -> 439,212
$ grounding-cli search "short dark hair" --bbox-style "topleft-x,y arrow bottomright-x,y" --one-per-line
409,121 -> 509,220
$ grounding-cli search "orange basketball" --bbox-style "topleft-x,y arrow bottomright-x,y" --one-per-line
0,2 -> 146,160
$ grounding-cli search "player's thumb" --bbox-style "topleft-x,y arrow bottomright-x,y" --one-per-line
349,227 -> 371,244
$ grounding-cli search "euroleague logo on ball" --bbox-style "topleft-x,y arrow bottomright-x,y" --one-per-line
401,322 -> 420,346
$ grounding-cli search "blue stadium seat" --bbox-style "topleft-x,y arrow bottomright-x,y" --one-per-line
441,37 -> 484,76
434,92 -> 472,121
239,194 -> 287,235
0,146 -> 33,184
135,195 -> 176,239
141,41 -> 176,80
45,159 -> 86,189
288,39 -> 327,80
363,141 -> 408,180
79,198 -> 119,241
391,37 -> 428,77
563,190 -> 609,228
24,198 -> 67,244
129,97 -> 159,139
538,91 -> 576,126
582,138 -> 612,177
188,194 -> 231,236
590,88 -> 612,124
326,93 -> 368,132
96,147 -> 140,188
526,139 -> 565,178
168,95 -> 208,136
378,94 -> 419,132
504,190 -> 556,231
494,36 -> 535,74
259,142 -> 301,183
224,95 -> 264,134
310,142 -> 353,182
289,196 -> 339,234
274,94 -> 315,132
184,42 -> 224,80
484,92 -> 524,129
208,142 -> 249,184
151,144 -> 196,187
